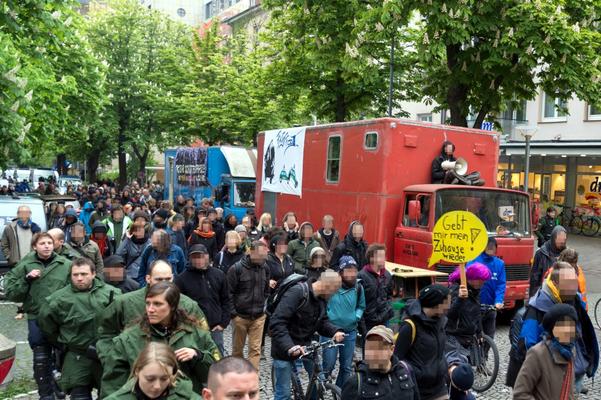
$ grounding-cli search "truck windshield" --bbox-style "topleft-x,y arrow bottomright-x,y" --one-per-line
435,189 -> 530,237
234,182 -> 256,208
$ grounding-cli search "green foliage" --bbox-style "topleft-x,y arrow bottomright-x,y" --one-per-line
372,0 -> 601,127
0,377 -> 36,399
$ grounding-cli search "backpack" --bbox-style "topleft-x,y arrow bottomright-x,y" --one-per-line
265,273 -> 309,317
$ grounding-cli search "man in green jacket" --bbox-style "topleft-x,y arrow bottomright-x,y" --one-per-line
103,205 -> 132,250
48,228 -> 79,260
287,222 -> 321,274
4,232 -> 72,400
96,259 -> 209,357
67,222 -> 104,278
38,257 -> 121,399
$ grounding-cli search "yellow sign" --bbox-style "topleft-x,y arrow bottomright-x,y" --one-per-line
429,211 -> 488,267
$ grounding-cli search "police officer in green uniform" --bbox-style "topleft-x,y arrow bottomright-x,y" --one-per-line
4,232 -> 72,400
97,260 -> 210,360
38,257 -> 121,399
99,282 -> 220,396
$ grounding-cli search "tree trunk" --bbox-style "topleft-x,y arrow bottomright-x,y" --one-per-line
118,117 -> 128,189
334,74 -> 347,122
56,153 -> 67,176
132,144 -> 150,185
86,152 -> 100,184
445,44 -> 469,127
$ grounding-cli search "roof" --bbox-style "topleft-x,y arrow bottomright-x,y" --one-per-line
220,146 -> 257,178
403,184 -> 529,196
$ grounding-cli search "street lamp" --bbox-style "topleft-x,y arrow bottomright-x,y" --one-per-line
517,126 -> 538,195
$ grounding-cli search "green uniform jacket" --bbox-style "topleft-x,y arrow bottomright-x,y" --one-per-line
105,377 -> 201,400
38,278 -> 121,351
99,322 -> 220,397
37,278 -> 121,392
56,243 -> 81,260
96,287 -> 209,357
4,252 -> 72,319
287,238 -> 321,274
68,240 -> 104,278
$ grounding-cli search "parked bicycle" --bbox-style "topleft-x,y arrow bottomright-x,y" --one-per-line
580,214 -> 601,237
593,297 -> 601,330
469,305 -> 500,392
557,205 -> 583,234
271,339 -> 343,400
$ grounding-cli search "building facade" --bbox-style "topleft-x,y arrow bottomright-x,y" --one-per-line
79,0 -> 204,26
401,92 -> 601,209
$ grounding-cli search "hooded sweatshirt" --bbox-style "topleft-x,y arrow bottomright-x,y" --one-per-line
62,208 -> 80,242
468,252 -> 506,306
79,201 -> 95,235
431,141 -> 456,184
530,225 -> 566,296
330,221 -> 368,269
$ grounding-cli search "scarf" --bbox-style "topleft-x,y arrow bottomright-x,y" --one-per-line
193,228 -> 215,239
16,219 -> 31,229
545,336 -> 574,400
543,275 -> 562,304
365,264 -> 386,278
93,236 -> 109,256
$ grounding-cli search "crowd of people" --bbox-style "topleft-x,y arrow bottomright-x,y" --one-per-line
0,181 -> 598,400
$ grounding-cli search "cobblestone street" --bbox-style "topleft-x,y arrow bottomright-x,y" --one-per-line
2,235 -> 600,399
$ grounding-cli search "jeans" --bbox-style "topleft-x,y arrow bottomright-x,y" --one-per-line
211,329 -> 226,357
321,330 -> 356,388
273,358 -> 314,400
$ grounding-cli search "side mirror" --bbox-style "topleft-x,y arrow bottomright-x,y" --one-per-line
408,200 -> 421,225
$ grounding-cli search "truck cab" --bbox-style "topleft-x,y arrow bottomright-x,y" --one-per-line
396,185 -> 533,308
214,175 -> 256,220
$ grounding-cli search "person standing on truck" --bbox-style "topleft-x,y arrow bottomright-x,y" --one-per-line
358,244 -> 393,333
394,284 -> 451,400
467,237 -> 506,343
315,214 -> 340,264
529,225 -> 567,297
431,141 -> 456,184
287,222 -> 321,274
1,205 -> 41,268
535,207 -> 558,248
330,221 -> 369,270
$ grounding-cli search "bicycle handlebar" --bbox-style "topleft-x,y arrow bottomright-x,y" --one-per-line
299,338 -> 345,359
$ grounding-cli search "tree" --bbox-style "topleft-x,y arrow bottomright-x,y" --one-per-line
87,0 -> 194,186
261,0 -> 416,122
374,0 -> 601,127
0,0 -> 107,169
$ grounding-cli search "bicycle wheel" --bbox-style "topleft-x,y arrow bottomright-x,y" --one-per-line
322,382 -> 341,400
571,216 -> 584,234
471,334 -> 499,393
582,218 -> 600,237
594,297 -> 601,330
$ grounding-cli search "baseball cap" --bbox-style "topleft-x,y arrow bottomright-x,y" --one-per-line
188,244 -> 208,256
365,325 -> 394,345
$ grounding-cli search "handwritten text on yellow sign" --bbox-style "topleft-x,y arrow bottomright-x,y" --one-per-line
429,211 -> 488,267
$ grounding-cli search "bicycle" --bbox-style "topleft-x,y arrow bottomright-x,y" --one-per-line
271,339 -> 343,400
557,206 -> 583,234
580,214 -> 601,237
594,297 -> 601,330
468,305 -> 500,392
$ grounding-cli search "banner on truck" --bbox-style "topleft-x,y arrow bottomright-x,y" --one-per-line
175,147 -> 208,186
261,127 -> 305,196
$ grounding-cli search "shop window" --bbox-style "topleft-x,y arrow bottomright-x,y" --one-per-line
576,174 -> 601,206
326,136 -> 341,183
542,92 -> 568,121
589,104 -> 601,121
364,132 -> 378,150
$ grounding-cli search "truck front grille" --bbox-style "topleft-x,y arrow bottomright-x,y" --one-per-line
433,264 -> 530,283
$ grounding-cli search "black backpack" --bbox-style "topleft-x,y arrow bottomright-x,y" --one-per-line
265,273 -> 309,317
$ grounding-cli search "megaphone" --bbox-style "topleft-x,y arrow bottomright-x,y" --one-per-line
441,157 -> 468,176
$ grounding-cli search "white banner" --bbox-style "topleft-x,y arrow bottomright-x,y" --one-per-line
261,127 -> 305,196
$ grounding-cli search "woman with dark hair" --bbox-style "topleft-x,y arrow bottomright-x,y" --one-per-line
188,217 -> 217,261
223,214 -> 238,233
185,208 -> 208,239
99,282 -> 220,397
105,342 -> 201,399
266,234 -> 294,290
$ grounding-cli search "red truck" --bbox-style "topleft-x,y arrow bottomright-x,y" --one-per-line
255,118 -> 534,309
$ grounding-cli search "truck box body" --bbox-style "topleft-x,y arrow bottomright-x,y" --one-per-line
164,146 -> 257,220
256,118 -> 533,308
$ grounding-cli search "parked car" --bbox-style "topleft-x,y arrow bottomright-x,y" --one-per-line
57,175 -> 83,194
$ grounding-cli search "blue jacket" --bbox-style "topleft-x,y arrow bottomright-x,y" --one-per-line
325,282 -> 365,332
79,202 -> 94,235
520,288 -> 599,378
136,244 -> 186,286
468,253 -> 506,306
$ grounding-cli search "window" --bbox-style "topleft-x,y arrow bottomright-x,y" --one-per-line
205,1 -> 213,19
589,104 -> 601,121
417,113 -> 433,122
403,194 -> 431,228
326,136 -> 341,183
177,8 -> 186,17
364,132 -> 378,150
542,92 -> 568,121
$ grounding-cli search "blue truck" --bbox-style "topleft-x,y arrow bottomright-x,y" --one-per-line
164,146 -> 257,220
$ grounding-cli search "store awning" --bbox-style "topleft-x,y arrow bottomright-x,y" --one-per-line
501,140 -> 601,156
220,146 -> 257,178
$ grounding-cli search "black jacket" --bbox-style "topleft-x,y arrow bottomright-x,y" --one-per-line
188,232 -> 217,261
212,221 -> 225,251
266,252 -> 294,287
431,141 -> 456,184
529,226 -> 566,296
394,299 -> 447,400
107,277 -> 140,294
536,215 -> 557,244
445,283 -> 481,340
342,357 -> 419,400
226,255 -> 270,320
306,266 -> 327,282
270,282 -> 340,361
215,248 -> 245,274
357,266 -> 393,330
330,221 -> 369,269
174,266 -> 231,329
